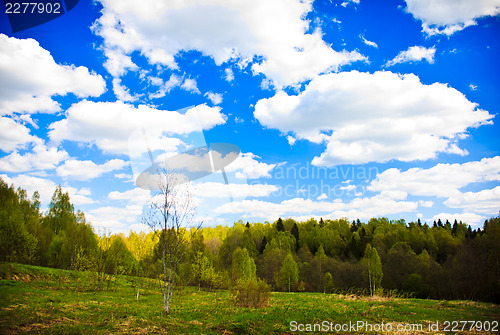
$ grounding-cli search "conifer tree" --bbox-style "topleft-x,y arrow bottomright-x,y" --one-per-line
276,217 -> 285,232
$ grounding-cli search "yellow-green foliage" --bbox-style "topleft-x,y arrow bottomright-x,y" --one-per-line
232,278 -> 271,308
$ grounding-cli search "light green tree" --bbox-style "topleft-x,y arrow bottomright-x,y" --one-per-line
363,244 -> 383,296
232,247 -> 257,281
280,253 -> 299,292
315,245 -> 328,291
192,251 -> 217,290
323,272 -> 334,294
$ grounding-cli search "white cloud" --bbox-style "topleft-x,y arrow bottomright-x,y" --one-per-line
205,92 -> 223,105
148,76 -> 163,86
84,187 -> 153,232
0,174 -> 94,207
254,71 -> 493,166
360,35 -> 378,48
49,101 -> 226,155
316,193 -> 328,200
93,0 -> 365,87
214,194 -> 417,221
195,182 -> 278,199
114,173 -> 133,181
404,0 -> 500,35
0,34 -> 105,115
225,68 -> 234,82
149,74 -> 182,99
341,0 -> 360,7
0,143 -> 68,172
56,159 -> 128,181
109,187 -> 151,204
385,46 -> 436,67
181,78 -> 201,94
444,186 -> 500,214
149,75 -> 204,99
112,78 -> 138,102
225,152 -> 277,179
86,205 -> 143,230
369,156 -> 500,198
419,200 -> 434,208
340,184 -> 356,191
369,157 -> 500,220
429,212 -> 486,226
0,117 -> 38,152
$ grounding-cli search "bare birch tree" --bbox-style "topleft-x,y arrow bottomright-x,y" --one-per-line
143,163 -> 197,315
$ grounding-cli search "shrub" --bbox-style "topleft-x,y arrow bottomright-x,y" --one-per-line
232,278 -> 271,308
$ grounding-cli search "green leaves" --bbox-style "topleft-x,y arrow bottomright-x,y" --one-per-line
280,253 -> 298,292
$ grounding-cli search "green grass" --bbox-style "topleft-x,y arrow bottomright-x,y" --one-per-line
1,263 -> 499,334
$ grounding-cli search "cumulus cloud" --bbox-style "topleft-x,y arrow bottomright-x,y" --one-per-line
0,34 -> 106,115
444,186 -> 500,214
254,71 -> 493,166
429,212 -> 486,226
86,205 -> 143,230
369,156 -> 500,221
225,68 -> 234,82
0,174 -> 94,206
404,0 -> 500,35
92,0 -> 364,87
0,143 -> 69,172
149,74 -> 183,99
214,193 -> 417,221
385,46 -> 436,67
205,92 -> 223,105
56,159 -> 129,181
49,101 -> 226,155
0,117 -> 38,152
82,187 -> 153,231
181,78 -> 201,94
316,193 -> 328,200
369,156 -> 500,198
112,78 -> 138,102
109,187 -> 152,205
195,182 -> 279,199
225,152 -> 277,179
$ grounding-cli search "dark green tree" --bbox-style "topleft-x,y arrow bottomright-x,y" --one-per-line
276,218 -> 285,232
291,223 -> 300,251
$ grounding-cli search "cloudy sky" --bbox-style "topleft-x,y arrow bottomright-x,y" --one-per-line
1,0 -> 499,232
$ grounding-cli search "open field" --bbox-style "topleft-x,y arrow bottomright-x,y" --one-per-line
0,263 -> 499,334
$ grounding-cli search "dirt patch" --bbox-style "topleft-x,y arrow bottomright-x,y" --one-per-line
188,320 -> 203,326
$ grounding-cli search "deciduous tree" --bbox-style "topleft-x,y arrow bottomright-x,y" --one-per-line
143,165 -> 197,315
280,253 -> 298,292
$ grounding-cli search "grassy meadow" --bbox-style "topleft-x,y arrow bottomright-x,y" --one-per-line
0,263 -> 498,334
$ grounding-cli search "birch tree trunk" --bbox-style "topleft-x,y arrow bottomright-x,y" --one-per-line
143,162 -> 198,316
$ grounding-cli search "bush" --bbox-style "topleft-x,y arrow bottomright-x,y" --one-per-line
232,278 -> 271,308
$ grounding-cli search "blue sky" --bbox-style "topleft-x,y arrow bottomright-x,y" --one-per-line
1,0 -> 499,233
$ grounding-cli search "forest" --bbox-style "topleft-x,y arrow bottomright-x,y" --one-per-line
1,176 -> 499,304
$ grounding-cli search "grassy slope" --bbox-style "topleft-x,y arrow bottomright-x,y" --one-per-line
0,263 -> 498,334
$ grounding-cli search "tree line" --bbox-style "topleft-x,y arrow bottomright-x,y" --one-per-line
1,177 -> 498,303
